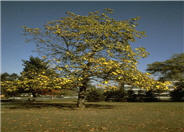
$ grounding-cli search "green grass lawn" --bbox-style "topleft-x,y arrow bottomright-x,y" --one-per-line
1,99 -> 184,132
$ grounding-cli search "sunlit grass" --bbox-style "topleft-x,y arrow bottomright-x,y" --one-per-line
1,99 -> 184,132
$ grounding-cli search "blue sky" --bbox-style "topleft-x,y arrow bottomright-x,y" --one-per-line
1,1 -> 183,74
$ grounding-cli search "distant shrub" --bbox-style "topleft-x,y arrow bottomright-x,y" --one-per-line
104,90 -> 126,102
143,90 -> 158,102
136,90 -> 145,102
170,81 -> 184,101
86,88 -> 105,102
126,90 -> 137,102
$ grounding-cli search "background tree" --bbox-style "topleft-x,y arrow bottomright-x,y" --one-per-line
104,89 -> 126,102
144,90 -> 158,102
147,53 -> 184,101
170,80 -> 184,101
21,56 -> 57,78
23,9 -> 170,108
1,73 -> 19,97
1,72 -> 19,81
147,53 -> 184,81
20,56 -> 60,97
86,86 -> 105,102
126,90 -> 137,102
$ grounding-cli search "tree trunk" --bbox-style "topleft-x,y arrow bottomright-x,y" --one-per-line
119,82 -> 125,92
28,91 -> 36,102
77,62 -> 91,108
32,92 -> 37,98
77,86 -> 87,109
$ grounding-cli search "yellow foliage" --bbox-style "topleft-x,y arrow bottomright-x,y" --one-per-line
22,9 -> 169,93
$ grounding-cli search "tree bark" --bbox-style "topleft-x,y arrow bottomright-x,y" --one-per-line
77,85 -> 87,109
32,92 -> 37,98
77,62 -> 92,108
119,82 -> 125,92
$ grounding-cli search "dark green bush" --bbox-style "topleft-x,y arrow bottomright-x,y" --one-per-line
136,90 -> 145,102
126,90 -> 137,102
104,90 -> 126,102
143,90 -> 158,102
170,81 -> 184,101
86,88 -> 105,102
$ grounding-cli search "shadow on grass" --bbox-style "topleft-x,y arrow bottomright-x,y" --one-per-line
1,100 -> 114,110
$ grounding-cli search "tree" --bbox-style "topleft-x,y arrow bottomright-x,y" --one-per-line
147,53 -> 184,81
86,87 -> 105,102
1,73 -> 19,96
144,90 -> 158,102
21,56 -> 57,78
23,9 -> 170,108
1,72 -> 19,81
1,72 -> 9,81
147,53 -> 184,101
170,80 -> 184,101
104,89 -> 126,102
20,56 -> 60,97
127,90 -> 137,102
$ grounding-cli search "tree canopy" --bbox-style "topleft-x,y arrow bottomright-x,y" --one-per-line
147,53 -> 184,101
20,56 -> 59,97
147,53 -> 184,81
1,72 -> 19,81
1,73 -> 19,96
23,9 -> 170,108
21,56 -> 56,78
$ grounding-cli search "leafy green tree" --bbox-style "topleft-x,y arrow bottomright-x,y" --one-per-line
1,72 -> 9,81
21,56 -> 57,78
20,56 -> 59,97
170,80 -> 184,101
23,9 -> 170,108
136,90 -> 145,102
1,72 -> 19,81
147,53 -> 184,101
127,90 -> 137,102
104,89 -> 126,102
144,90 -> 158,102
147,53 -> 184,81
1,73 -> 19,96
86,87 -> 105,102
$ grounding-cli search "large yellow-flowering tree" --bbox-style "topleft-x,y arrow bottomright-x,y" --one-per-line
23,9 -> 170,108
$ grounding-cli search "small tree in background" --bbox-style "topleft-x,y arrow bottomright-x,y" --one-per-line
126,90 -> 137,102
1,73 -> 19,81
86,87 -> 105,102
104,89 -> 126,102
144,90 -> 158,102
1,73 -> 19,97
147,53 -> 184,81
170,80 -> 184,101
19,56 -> 59,97
147,53 -> 184,101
